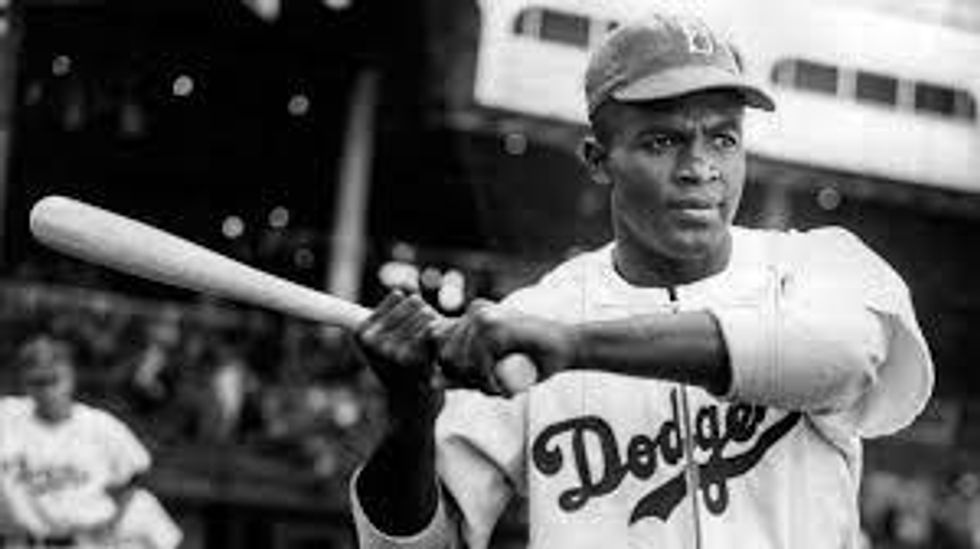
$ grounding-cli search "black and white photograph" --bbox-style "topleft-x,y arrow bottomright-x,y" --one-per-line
0,0 -> 976,547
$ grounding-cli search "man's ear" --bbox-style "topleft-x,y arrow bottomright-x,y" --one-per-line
580,136 -> 612,186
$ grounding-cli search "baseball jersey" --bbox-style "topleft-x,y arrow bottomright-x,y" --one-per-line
351,226 -> 934,549
0,397 -> 151,537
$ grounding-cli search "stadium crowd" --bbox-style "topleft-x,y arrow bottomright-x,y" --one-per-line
0,277 -> 386,495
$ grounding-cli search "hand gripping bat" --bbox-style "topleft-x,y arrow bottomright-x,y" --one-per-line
29,195 -> 538,394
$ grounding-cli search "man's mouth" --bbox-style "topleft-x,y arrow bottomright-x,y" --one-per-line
671,197 -> 719,210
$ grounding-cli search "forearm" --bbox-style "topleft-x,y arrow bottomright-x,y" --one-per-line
566,302 -> 886,413
570,310 -> 732,395
357,395 -> 441,536
88,476 -> 143,536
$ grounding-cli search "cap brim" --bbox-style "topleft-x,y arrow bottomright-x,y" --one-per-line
612,65 -> 776,111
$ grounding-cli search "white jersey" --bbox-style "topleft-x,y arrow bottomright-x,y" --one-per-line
0,397 -> 151,537
352,226 -> 934,549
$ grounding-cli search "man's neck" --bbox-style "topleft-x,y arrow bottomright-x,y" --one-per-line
612,238 -> 732,288
34,404 -> 73,425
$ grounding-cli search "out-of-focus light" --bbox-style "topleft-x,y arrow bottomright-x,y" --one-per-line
391,242 -> 416,263
438,284 -> 465,312
51,55 -> 72,77
438,269 -> 466,311
244,0 -> 280,21
288,94 -> 310,116
438,269 -> 466,312
172,75 -> 194,97
442,269 -> 465,288
222,216 -> 245,239
24,82 -> 43,106
817,187 -> 842,211
330,389 -> 362,427
323,0 -> 352,10
504,132 -> 528,155
420,266 -> 442,290
268,206 -> 290,228
294,248 -> 315,269
378,261 -> 419,292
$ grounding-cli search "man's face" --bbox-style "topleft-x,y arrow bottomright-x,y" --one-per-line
589,91 -> 747,267
22,360 -> 75,418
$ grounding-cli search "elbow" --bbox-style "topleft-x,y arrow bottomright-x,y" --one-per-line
788,333 -> 878,413
774,306 -> 886,413
721,304 -> 886,412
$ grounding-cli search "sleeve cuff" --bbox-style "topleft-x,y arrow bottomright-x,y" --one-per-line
710,306 -> 775,403
349,468 -> 456,549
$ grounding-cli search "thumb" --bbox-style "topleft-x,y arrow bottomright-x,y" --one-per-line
465,298 -> 494,313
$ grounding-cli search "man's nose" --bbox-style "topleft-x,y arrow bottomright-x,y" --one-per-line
676,143 -> 720,185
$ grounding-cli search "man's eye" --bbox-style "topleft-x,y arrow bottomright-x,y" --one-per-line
713,133 -> 740,150
641,134 -> 677,151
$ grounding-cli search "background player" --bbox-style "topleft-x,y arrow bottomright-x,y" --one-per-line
349,9 -> 935,549
0,334 -> 182,549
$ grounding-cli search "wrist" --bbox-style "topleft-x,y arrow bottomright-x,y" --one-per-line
388,385 -> 443,427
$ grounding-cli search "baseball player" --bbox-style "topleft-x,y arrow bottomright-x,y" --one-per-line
0,335 -> 182,549
349,10 -> 934,549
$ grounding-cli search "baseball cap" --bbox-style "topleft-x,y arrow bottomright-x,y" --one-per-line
585,12 -> 775,114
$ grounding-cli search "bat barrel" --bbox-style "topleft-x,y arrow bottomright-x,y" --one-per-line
29,195 -> 537,394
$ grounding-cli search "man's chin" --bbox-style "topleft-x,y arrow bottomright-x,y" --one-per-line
664,227 -> 731,261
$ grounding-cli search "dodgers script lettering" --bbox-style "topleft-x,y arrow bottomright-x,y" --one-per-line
531,389 -> 801,523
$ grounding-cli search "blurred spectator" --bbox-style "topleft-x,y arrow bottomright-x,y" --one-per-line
124,305 -> 183,411
0,334 -> 182,548
932,471 -> 980,549
199,333 -> 259,444
861,466 -> 980,549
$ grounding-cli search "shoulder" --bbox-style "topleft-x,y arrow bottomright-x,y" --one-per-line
785,226 -> 907,290
785,225 -> 876,254
537,245 -> 610,287
736,224 -> 876,255
500,244 -> 612,318
0,396 -> 32,418
74,403 -> 136,434
735,225 -> 904,287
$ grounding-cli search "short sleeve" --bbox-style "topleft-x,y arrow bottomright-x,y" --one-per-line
349,391 -> 527,549
715,227 -> 933,437
805,228 -> 934,437
349,468 -> 460,549
434,390 -> 529,549
96,411 -> 151,484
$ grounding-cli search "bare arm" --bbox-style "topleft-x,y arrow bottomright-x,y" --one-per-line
439,299 -> 882,414
571,310 -> 731,395
352,292 -> 444,535
85,472 -> 146,539
439,303 -> 729,395
356,391 -> 442,535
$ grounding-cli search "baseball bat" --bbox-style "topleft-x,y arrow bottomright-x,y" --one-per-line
29,195 -> 538,394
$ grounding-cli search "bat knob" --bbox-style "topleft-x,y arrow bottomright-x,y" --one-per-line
430,318 -> 539,394
495,354 -> 539,395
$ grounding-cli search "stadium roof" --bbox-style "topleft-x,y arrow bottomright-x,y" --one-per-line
835,0 -> 980,34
